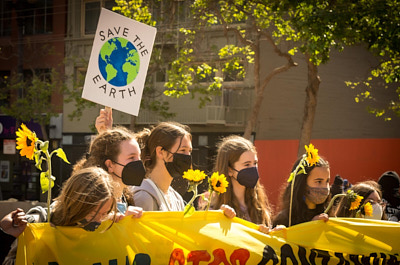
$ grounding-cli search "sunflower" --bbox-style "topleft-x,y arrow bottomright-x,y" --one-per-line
183,169 -> 207,183
16,123 -> 38,160
209,172 -> 229,194
305,143 -> 320,166
363,202 -> 373,216
348,190 -> 364,210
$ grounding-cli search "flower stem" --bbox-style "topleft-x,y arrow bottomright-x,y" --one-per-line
187,184 -> 198,207
46,151 -> 52,223
324,193 -> 345,214
206,190 -> 214,211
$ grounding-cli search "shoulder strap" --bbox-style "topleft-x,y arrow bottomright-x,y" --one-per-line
146,179 -> 171,211
133,179 -> 161,210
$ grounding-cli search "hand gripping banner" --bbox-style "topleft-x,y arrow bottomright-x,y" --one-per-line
15,211 -> 399,265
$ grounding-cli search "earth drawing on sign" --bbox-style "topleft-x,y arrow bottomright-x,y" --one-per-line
98,37 -> 140,87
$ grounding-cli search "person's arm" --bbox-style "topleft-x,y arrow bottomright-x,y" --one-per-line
95,107 -> 113,133
0,208 -> 27,238
115,206 -> 144,222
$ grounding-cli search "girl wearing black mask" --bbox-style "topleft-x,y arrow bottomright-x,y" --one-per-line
95,111 -> 235,216
77,119 -> 144,216
132,122 -> 192,211
209,135 -> 273,231
273,146 -> 330,227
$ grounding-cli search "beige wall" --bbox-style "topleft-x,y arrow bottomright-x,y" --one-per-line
256,42 -> 400,140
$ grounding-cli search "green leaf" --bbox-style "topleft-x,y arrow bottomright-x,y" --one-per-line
297,166 -> 306,176
55,148 -> 70,164
183,204 -> 195,218
40,141 -> 49,152
35,156 -> 43,171
40,172 -> 55,194
287,172 -> 295,183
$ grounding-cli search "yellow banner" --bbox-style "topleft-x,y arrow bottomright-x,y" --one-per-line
16,211 -> 399,265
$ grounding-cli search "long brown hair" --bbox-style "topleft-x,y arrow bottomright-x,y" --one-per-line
51,167 -> 117,228
211,135 -> 272,227
335,180 -> 388,219
274,156 -> 330,227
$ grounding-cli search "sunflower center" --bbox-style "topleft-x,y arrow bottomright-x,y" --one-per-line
216,180 -> 221,187
26,138 -> 32,146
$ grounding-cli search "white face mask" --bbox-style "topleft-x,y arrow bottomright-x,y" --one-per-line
364,203 -> 383,220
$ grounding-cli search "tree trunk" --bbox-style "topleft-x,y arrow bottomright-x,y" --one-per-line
243,37 -> 297,140
297,54 -> 320,157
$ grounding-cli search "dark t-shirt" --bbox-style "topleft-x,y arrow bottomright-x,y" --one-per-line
273,207 -> 323,227
382,198 -> 400,222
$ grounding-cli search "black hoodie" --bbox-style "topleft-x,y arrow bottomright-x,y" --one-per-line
378,171 -> 400,222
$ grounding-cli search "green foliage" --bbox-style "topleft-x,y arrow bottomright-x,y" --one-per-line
113,0 -> 156,26
163,0 -> 297,109
340,0 -> 400,119
34,139 -> 70,194
0,69 -> 65,135
274,0 -> 400,120
63,58 -> 97,121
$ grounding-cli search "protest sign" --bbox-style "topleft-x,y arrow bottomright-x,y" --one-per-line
16,211 -> 400,265
82,8 -> 156,116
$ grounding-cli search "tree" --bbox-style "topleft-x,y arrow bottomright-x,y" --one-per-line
163,0 -> 298,139
0,69 -> 65,140
115,0 -> 399,156
271,0 -> 355,155
343,0 -> 400,121
275,0 -> 400,154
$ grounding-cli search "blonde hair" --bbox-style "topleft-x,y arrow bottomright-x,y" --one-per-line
212,135 -> 272,227
51,167 -> 117,228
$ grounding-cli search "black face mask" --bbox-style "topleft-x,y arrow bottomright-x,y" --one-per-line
112,160 -> 146,186
232,167 -> 259,188
79,218 -> 101,232
165,153 -> 192,178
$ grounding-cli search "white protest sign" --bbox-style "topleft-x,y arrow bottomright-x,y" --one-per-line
82,8 -> 157,116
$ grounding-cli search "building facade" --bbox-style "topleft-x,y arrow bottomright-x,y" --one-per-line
1,1 -> 399,208
0,0 -> 67,200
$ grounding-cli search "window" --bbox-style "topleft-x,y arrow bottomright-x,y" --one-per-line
0,0 -> 12,37
82,0 -> 115,36
156,68 -> 166,83
22,0 -> 53,35
175,0 -> 189,24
